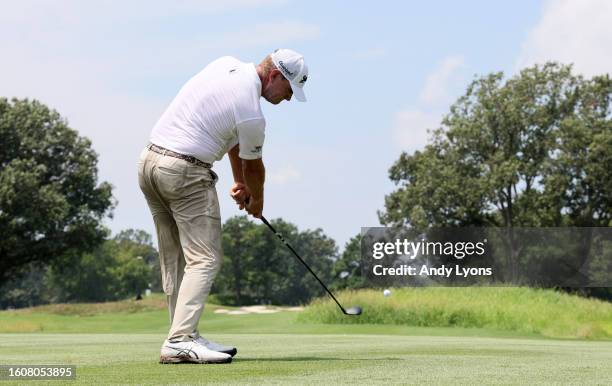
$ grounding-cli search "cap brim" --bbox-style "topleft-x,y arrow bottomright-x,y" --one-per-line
290,83 -> 307,102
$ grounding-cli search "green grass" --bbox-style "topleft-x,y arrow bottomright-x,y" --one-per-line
299,287 -> 612,340
0,301 -> 533,339
0,294 -> 169,333
0,289 -> 611,384
1,333 -> 611,384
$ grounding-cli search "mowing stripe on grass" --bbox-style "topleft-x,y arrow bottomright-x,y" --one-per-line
0,333 -> 610,385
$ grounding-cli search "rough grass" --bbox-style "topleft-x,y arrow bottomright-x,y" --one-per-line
6,294 -> 168,316
299,287 -> 612,340
0,294 -> 235,334
0,305 -> 545,339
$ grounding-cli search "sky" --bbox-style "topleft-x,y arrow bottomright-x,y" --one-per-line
2,0 -> 611,251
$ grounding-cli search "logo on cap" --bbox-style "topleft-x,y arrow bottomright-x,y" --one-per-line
277,60 -> 294,77
299,75 -> 307,84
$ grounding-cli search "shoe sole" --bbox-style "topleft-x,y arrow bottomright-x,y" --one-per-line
160,355 -> 232,364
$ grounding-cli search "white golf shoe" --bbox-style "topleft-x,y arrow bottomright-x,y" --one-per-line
195,335 -> 238,357
160,339 -> 232,364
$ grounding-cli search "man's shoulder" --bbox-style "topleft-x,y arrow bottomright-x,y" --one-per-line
195,56 -> 262,119
212,55 -> 242,66
225,61 -> 262,116
205,56 -> 249,73
203,57 -> 256,85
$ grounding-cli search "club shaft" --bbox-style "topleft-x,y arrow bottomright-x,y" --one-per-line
260,216 -> 347,314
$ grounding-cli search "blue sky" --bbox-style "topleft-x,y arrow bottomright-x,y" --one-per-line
2,0 -> 611,250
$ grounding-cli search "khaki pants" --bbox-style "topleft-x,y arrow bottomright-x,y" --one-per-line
137,147 -> 222,342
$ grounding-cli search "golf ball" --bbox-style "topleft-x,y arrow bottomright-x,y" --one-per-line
383,289 -> 391,297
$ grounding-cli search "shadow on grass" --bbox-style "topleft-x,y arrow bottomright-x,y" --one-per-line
235,357 -> 402,362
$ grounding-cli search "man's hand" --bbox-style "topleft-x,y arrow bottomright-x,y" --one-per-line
230,182 -> 251,210
245,197 -> 263,218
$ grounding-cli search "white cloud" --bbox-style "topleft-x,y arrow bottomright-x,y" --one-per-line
516,0 -> 612,77
392,55 -> 465,152
419,55 -> 464,107
268,165 -> 301,185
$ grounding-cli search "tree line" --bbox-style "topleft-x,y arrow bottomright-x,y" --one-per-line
0,220 -> 360,308
1,61 -> 610,308
378,62 -> 611,298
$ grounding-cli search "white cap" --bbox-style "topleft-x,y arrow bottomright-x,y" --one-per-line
270,48 -> 308,102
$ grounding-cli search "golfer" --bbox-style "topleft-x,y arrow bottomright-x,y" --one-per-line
137,49 -> 308,364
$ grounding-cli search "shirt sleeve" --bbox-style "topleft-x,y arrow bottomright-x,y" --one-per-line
237,117 -> 265,159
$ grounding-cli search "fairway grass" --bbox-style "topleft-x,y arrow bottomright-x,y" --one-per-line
0,306 -> 544,339
1,333 -> 611,385
1,291 -> 611,384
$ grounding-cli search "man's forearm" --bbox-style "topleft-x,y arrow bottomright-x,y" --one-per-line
242,159 -> 265,200
228,144 -> 245,183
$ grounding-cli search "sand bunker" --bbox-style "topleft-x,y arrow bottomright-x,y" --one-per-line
214,305 -> 304,315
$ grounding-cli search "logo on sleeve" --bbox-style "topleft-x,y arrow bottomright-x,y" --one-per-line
299,75 -> 307,84
251,146 -> 262,153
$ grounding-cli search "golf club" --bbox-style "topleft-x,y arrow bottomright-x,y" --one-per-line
260,215 -> 362,316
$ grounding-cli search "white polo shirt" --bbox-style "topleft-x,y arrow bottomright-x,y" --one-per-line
150,56 -> 265,163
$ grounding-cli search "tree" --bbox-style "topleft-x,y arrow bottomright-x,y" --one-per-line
380,63 -> 611,229
379,63 -> 611,284
46,242 -> 117,302
541,74 -> 612,227
381,63 -> 590,229
275,224 -> 337,304
213,216 -> 337,305
215,216 -> 258,304
113,229 -> 160,292
0,262 -> 49,309
331,234 -> 365,290
46,230 -> 154,303
0,98 -> 114,282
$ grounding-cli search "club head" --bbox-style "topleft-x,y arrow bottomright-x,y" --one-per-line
344,306 -> 362,316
